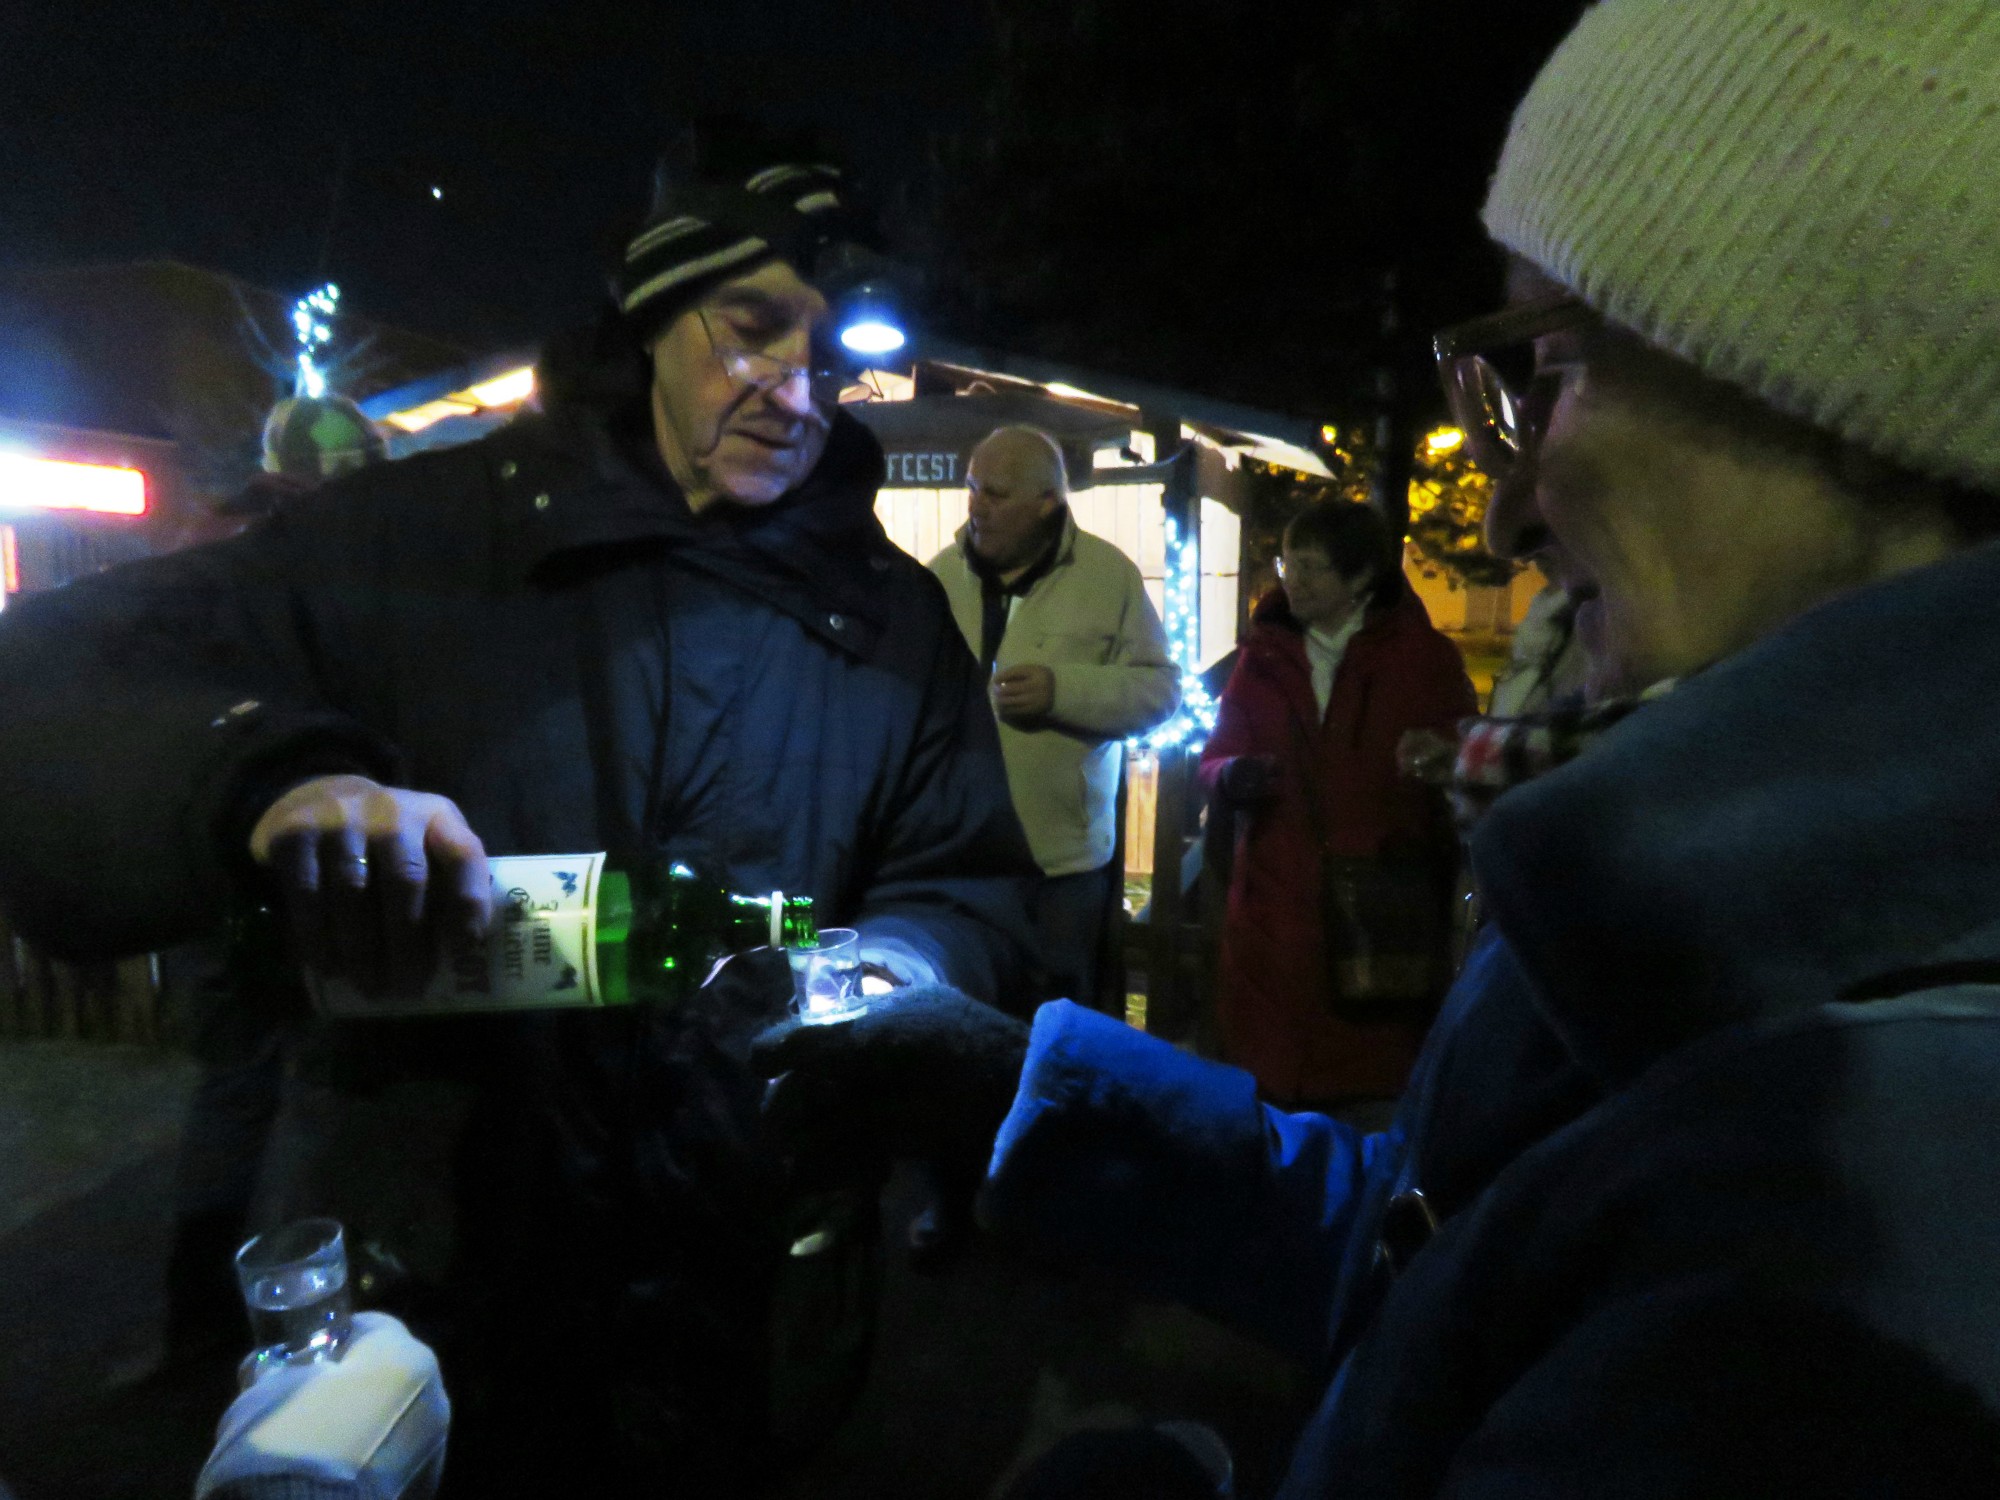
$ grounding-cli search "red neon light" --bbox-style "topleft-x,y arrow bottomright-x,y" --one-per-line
0,454 -> 148,516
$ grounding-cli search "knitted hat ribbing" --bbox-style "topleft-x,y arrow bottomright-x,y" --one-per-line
617,163 -> 855,344
1484,0 -> 2000,496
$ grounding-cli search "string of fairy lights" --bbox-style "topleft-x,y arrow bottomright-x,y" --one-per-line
1130,510 -> 1220,752
291,283 -> 340,399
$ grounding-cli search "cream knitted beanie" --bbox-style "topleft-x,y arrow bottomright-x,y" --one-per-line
1484,0 -> 2000,495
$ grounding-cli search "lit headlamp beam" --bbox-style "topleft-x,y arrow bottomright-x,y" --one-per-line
840,319 -> 907,357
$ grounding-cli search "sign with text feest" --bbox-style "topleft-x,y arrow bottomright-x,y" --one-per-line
883,450 -> 962,486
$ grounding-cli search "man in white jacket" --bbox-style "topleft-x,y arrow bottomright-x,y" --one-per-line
929,427 -> 1180,1006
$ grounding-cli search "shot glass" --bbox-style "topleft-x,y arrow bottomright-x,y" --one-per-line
788,927 -> 866,1024
235,1217 -> 353,1385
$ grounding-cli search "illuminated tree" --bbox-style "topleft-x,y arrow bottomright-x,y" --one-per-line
1243,428 -> 1520,594
1406,433 -> 1519,590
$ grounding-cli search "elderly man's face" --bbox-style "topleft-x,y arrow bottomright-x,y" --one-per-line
966,435 -> 1063,572
649,260 -> 834,509
1482,269 -> 1901,698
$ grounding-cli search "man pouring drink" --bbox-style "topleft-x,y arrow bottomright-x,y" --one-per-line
0,142 -> 1037,1497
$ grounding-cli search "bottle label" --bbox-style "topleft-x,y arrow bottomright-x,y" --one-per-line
308,853 -> 608,1018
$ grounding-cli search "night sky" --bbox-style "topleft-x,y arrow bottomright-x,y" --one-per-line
0,1 -> 979,352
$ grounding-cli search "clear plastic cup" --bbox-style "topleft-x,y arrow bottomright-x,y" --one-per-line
788,928 -> 866,1024
235,1217 -> 352,1384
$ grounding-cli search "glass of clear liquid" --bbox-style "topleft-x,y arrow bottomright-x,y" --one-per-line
789,927 -> 866,1024
234,1217 -> 353,1386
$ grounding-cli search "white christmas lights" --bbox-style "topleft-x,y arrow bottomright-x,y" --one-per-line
291,283 -> 341,399
1130,511 -> 1220,752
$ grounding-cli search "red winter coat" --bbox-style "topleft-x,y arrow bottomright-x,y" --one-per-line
1200,583 -> 1476,1105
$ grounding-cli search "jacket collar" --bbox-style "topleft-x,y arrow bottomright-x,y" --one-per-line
954,505 -> 1079,583
1472,539 -> 2000,1086
487,400 -> 896,631
1247,576 -> 1425,652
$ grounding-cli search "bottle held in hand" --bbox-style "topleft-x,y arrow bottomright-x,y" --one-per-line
291,855 -> 815,1017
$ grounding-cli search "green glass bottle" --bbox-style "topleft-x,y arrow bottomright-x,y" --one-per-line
596,859 -> 818,1008
303,853 -> 815,1018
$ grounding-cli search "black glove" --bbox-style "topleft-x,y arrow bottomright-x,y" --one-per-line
1214,753 -> 1279,807
750,985 -> 1031,1167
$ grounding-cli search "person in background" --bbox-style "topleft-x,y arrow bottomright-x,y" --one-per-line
259,396 -> 388,484
1200,501 -> 1474,1124
1486,578 -> 1587,716
756,0 -> 2000,1492
930,426 -> 1180,1007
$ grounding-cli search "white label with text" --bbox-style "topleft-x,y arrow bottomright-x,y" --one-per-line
307,852 -> 608,1017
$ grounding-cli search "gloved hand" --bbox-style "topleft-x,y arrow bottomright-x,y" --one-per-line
1213,754 -> 1280,807
195,1312 -> 449,1500
750,985 -> 1031,1168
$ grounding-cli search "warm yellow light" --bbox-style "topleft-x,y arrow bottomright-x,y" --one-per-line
0,453 -> 148,516
466,367 -> 536,408
1320,425 -> 1339,445
1044,381 -> 1108,403
1426,427 -> 1466,456
383,399 -> 479,434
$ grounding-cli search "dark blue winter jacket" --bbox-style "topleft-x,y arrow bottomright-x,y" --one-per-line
988,540 -> 2000,1496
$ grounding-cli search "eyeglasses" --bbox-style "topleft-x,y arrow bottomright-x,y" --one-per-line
1432,293 -> 1596,479
698,309 -> 849,406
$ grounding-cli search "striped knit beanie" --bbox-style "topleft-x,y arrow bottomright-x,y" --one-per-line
1484,0 -> 2000,497
616,163 -> 858,344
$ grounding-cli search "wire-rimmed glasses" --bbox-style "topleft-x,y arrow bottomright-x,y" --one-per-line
1274,554 -> 1336,584
1432,293 -> 1595,479
698,309 -> 849,406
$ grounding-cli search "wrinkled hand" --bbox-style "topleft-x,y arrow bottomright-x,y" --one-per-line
248,773 -> 492,998
751,985 -> 1031,1167
992,664 -> 1056,723
1215,753 -> 1280,807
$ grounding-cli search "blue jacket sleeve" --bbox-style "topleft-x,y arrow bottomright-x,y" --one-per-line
982,1001 -> 1394,1363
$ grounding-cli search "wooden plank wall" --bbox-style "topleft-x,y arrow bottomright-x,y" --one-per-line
0,917 -> 162,1045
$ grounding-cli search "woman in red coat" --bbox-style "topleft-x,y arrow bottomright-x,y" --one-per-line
1200,502 -> 1476,1116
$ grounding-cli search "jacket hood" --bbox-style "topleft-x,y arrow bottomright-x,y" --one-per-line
1472,539 -> 2000,1085
471,311 -> 897,657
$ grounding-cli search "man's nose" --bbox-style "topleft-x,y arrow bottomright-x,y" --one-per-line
767,367 -> 816,416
